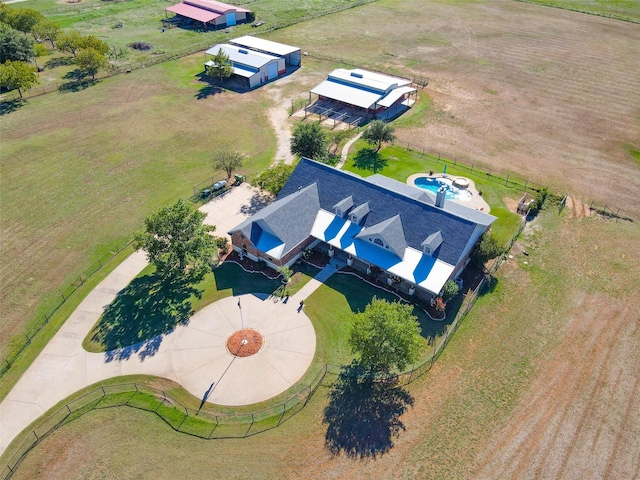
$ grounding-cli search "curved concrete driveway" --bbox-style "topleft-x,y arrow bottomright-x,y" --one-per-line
171,293 -> 315,406
0,186 -> 327,455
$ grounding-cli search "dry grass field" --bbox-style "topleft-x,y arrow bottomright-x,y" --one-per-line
2,0 -> 640,477
271,0 -> 640,217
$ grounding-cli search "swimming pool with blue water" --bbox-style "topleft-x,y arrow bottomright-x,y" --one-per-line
414,177 -> 472,201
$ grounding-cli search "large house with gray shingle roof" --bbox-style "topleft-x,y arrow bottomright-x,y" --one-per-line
229,159 -> 496,300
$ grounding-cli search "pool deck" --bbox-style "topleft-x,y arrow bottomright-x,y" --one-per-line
406,173 -> 491,213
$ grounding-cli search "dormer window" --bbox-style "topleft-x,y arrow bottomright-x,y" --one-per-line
421,231 -> 443,257
349,202 -> 369,225
333,196 -> 353,218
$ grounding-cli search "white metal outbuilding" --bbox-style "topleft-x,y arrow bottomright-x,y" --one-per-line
230,35 -> 301,67
205,44 -> 285,88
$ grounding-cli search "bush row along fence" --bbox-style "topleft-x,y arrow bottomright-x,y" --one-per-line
0,0 -> 379,103
1,214 -> 527,480
0,238 -> 134,380
387,140 -> 634,222
0,367 -> 327,479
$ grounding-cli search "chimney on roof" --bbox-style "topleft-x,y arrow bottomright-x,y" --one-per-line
435,185 -> 446,208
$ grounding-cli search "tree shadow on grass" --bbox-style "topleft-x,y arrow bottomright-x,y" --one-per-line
323,362 -> 414,458
59,75 -> 97,93
45,56 -> 75,68
195,73 -> 224,100
90,271 -> 202,362
212,262 -> 281,296
352,147 -> 388,173
0,99 -> 25,115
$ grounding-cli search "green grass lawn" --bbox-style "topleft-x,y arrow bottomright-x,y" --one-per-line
83,261 -> 319,353
343,142 -> 525,246
305,273 -> 434,369
0,54 -> 277,363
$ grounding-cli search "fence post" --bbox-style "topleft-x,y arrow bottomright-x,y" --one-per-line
505,174 -> 509,186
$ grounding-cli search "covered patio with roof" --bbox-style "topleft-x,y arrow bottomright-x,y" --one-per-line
309,209 -> 454,301
294,68 -> 418,128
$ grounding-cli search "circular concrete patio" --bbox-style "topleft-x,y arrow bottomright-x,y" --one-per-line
171,293 -> 316,406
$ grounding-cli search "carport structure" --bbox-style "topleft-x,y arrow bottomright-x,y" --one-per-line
308,68 -> 418,125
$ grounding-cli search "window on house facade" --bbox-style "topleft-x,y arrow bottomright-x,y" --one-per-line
374,237 -> 384,247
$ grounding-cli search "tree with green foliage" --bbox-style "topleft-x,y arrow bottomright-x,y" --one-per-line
470,232 -> 503,269
290,122 -> 328,161
205,48 -> 233,83
527,187 -> 549,215
278,265 -> 293,283
80,34 -> 109,55
7,7 -> 43,34
349,298 -> 422,372
212,145 -> 245,180
0,60 -> 38,98
362,119 -> 396,152
134,199 -> 216,279
440,279 -> 460,303
32,18 -> 60,48
75,48 -> 108,80
56,30 -> 83,56
0,4 -> 13,25
329,129 -> 351,155
253,161 -> 294,195
0,25 -> 34,63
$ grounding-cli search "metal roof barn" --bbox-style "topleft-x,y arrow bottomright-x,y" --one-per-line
166,0 -> 250,28
205,44 -> 285,88
310,68 -> 417,112
230,36 -> 302,66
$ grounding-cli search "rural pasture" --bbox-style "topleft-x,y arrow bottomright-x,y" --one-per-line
272,0 -> 640,217
1,0 -> 639,477
8,215 -> 640,479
